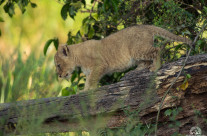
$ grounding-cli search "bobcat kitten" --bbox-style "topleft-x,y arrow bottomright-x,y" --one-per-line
54,25 -> 192,91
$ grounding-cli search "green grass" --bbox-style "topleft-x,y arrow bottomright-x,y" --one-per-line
0,48 -> 62,103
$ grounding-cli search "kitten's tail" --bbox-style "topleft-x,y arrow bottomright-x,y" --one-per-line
146,25 -> 192,45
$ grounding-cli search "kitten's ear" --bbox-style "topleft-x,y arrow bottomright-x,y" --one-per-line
59,45 -> 70,57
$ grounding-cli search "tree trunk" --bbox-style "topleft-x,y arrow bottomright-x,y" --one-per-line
0,54 -> 207,135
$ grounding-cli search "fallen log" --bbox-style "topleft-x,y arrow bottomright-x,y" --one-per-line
0,54 -> 207,135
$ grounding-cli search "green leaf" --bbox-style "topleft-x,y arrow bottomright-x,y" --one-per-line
44,39 -> 54,56
69,5 -> 76,19
16,0 -> 29,14
8,4 -> 15,17
182,30 -> 191,35
61,4 -> 70,20
18,1 -> 26,14
175,121 -> 181,127
77,76 -> 84,82
164,109 -> 172,116
82,16 -> 90,24
30,2 -> 37,8
81,17 -> 95,35
175,44 -> 182,51
103,0 -> 109,12
88,17 -> 95,24
71,1 -> 82,9
53,38 -> 59,50
73,85 -> 78,91
4,2 -> 15,17
62,87 -> 70,96
22,0 -> 29,7
75,31 -> 82,43
168,124 -> 174,128
186,74 -> 191,79
197,39 -> 204,46
194,109 -> 201,116
204,6 -> 207,14
78,83 -> 84,88
177,107 -> 183,112
71,72 -> 77,82
88,27 -> 95,38
80,24 -> 88,35
67,32 -> 73,44
0,0 -> 5,5
0,17 -> 4,22
61,87 -> 76,96
81,0 -> 86,7
111,0 -> 119,13
61,88 -> 69,96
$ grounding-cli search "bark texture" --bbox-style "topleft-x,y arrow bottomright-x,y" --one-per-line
0,54 -> 207,135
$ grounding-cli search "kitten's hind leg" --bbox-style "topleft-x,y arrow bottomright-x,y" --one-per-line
135,60 -> 152,71
149,48 -> 161,72
133,47 -> 161,72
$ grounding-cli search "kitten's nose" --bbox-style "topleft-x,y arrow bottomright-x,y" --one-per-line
59,75 -> 62,78
65,73 -> 68,77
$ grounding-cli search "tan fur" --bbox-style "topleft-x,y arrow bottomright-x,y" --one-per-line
54,25 -> 192,91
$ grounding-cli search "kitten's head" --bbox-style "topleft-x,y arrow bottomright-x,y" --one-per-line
54,45 -> 75,79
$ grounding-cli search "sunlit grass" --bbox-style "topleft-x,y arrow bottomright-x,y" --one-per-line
0,48 -> 63,102
0,0 -> 93,102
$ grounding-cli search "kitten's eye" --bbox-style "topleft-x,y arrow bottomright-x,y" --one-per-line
57,64 -> 61,70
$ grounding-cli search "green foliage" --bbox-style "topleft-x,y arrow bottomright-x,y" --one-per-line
30,2 -> 37,8
165,107 -> 183,129
152,0 -> 194,27
61,67 -> 84,96
164,109 -> 173,116
186,74 -> 191,79
61,3 -> 70,20
67,31 -> 83,45
61,87 -> 76,96
81,16 -> 96,37
61,1 -> 85,20
44,38 -> 59,56
3,2 -> 15,17
194,39 -> 207,54
1,0 -> 37,17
